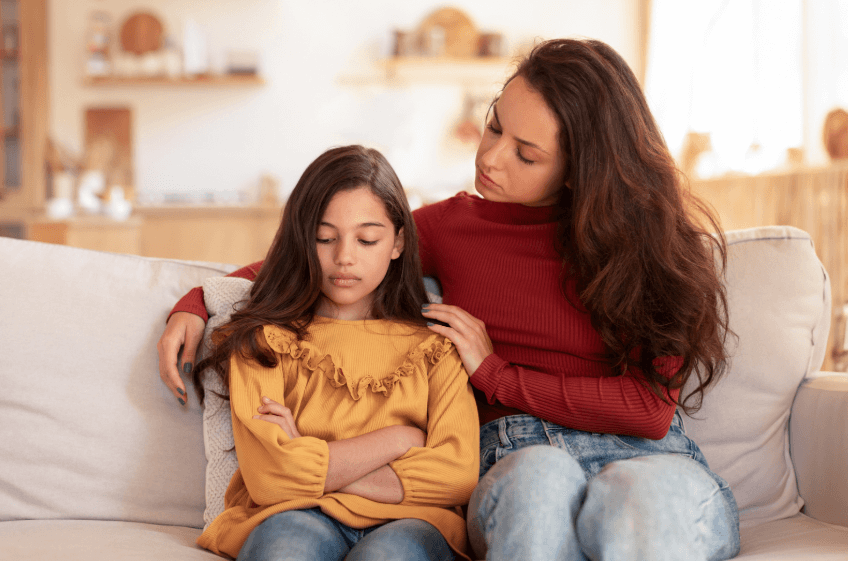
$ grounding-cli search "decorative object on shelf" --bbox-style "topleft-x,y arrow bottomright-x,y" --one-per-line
2,22 -> 18,56
258,174 -> 280,207
391,7 -> 505,60
182,18 -> 209,77
823,108 -> 848,160
85,11 -> 112,77
119,12 -> 163,55
226,51 -> 259,76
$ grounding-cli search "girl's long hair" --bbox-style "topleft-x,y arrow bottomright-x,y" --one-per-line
509,38 -> 730,413
193,145 -> 429,402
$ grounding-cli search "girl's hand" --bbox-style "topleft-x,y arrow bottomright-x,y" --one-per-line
421,303 -> 493,375
254,397 -> 301,439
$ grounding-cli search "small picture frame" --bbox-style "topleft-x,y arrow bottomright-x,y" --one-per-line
2,23 -> 18,55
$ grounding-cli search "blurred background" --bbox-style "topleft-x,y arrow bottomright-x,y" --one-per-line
0,0 -> 847,259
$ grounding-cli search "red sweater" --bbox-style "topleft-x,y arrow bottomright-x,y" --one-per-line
172,193 -> 679,439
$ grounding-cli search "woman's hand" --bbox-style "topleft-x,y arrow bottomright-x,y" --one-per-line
254,397 -> 302,439
421,303 -> 494,375
157,312 -> 207,405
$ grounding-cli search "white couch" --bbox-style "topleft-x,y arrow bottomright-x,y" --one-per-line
0,225 -> 846,560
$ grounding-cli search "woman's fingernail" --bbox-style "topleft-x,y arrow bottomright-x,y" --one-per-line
178,397 -> 186,405
262,397 -> 270,403
427,322 -> 434,327
177,387 -> 185,396
183,362 -> 193,374
421,303 -> 430,310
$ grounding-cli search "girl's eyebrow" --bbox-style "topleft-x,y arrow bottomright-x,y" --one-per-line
493,105 -> 551,155
319,221 -> 387,229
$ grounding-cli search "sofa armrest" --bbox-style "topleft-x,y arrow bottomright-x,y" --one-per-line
789,372 -> 848,527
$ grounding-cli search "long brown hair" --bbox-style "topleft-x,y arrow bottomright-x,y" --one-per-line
193,145 -> 429,402
508,38 -> 730,413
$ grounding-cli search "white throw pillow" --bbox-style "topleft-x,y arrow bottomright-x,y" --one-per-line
681,226 -> 831,528
199,276 -> 253,528
0,238 -> 237,528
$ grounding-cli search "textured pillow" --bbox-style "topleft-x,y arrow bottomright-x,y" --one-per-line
199,276 -> 254,528
0,237 -> 237,528
681,226 -> 831,528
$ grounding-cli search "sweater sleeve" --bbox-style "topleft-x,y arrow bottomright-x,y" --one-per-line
390,344 -> 479,507
228,353 -> 329,506
412,203 -> 445,278
168,261 -> 263,322
470,355 -> 682,440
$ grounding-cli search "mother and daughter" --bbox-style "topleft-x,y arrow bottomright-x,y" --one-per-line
160,38 -> 741,561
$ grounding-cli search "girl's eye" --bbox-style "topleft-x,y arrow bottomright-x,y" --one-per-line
516,150 -> 535,165
316,238 -> 333,244
359,239 -> 378,246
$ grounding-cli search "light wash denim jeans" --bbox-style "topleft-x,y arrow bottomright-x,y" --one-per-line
236,507 -> 455,561
467,411 -> 740,561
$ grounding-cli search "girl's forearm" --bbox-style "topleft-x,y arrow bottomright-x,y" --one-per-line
338,465 -> 404,503
324,425 -> 424,493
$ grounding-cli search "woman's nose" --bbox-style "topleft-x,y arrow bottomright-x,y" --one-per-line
479,136 -> 506,170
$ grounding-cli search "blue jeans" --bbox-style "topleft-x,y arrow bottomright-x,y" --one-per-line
236,507 -> 455,561
467,412 -> 740,561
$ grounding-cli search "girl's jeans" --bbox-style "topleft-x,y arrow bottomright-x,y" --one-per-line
467,411 -> 741,561
236,507 -> 454,561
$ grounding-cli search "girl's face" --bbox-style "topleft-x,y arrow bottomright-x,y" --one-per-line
475,75 -> 566,206
314,186 -> 404,321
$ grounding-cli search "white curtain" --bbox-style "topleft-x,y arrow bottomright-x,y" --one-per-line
645,0 -> 804,177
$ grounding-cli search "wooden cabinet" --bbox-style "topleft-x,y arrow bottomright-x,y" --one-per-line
0,0 -> 47,232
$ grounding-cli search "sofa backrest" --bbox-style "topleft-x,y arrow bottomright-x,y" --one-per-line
681,226 -> 831,529
0,237 -> 237,528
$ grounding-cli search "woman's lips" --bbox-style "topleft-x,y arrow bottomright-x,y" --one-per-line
477,168 -> 499,189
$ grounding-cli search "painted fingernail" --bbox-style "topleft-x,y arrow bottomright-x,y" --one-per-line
427,322 -> 434,327
177,387 -> 185,396
421,304 -> 430,310
183,362 -> 193,374
178,397 -> 186,405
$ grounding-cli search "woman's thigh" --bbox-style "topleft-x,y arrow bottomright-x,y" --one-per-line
236,508 -> 351,561
347,518 -> 454,561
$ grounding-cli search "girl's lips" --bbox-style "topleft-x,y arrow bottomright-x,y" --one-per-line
331,276 -> 359,287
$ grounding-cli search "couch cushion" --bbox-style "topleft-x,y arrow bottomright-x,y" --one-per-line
0,520 -> 222,561
0,238 -> 237,528
735,514 -> 848,560
681,226 -> 831,528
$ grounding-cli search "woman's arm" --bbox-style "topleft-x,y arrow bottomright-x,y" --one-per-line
158,261 -> 263,402
424,303 -> 680,439
388,345 -> 479,508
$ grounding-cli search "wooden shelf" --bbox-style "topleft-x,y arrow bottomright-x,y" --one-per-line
338,56 -> 516,88
83,74 -> 265,87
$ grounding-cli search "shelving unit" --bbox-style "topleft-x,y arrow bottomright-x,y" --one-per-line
338,56 -> 515,89
83,74 -> 265,87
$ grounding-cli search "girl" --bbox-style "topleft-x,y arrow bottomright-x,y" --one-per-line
163,39 -> 739,560
193,145 -> 478,561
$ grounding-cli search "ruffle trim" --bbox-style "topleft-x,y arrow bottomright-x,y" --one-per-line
263,326 -> 454,400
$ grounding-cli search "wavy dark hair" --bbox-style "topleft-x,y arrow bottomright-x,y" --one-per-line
504,38 -> 730,413
193,145 -> 429,402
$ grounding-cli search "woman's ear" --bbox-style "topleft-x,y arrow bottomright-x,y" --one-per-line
391,227 -> 405,259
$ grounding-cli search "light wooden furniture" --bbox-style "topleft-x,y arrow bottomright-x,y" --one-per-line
0,0 -> 48,229
27,205 -> 281,265
691,163 -> 848,370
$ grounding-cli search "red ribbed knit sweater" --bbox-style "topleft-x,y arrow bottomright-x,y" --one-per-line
172,192 -> 680,439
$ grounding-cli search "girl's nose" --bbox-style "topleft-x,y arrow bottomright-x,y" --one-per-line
335,238 -> 355,265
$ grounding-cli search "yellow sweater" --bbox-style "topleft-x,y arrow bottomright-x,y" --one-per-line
197,318 -> 479,560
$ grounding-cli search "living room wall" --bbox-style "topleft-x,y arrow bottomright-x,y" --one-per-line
47,0 -> 642,205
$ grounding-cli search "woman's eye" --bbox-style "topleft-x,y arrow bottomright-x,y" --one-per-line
316,238 -> 333,244
486,123 -> 502,135
516,150 -> 535,165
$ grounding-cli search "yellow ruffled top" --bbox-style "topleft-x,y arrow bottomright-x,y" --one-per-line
197,318 -> 479,560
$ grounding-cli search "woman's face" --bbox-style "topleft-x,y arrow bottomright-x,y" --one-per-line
314,186 -> 404,321
475,76 -> 566,206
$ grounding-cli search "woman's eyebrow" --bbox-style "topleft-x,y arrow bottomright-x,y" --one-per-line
493,105 -> 551,155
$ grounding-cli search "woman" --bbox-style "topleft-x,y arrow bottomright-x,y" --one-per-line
159,38 -> 740,560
